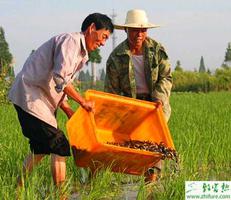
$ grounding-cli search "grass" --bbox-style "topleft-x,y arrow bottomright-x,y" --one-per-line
0,92 -> 231,199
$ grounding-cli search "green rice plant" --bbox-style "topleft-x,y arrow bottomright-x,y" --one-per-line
0,92 -> 231,199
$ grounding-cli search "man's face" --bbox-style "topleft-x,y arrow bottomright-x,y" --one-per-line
127,28 -> 147,50
85,24 -> 111,52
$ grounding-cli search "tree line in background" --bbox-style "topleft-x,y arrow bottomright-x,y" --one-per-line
0,26 -> 231,104
172,44 -> 231,92
0,27 -> 14,104
78,68 -> 106,82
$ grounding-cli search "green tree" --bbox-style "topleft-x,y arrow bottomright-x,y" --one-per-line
215,67 -> 231,91
78,70 -> 86,82
0,27 -> 14,104
88,48 -> 102,86
174,60 -> 183,72
0,27 -> 13,76
199,56 -> 206,73
99,68 -> 106,81
222,42 -> 231,68
224,42 -> 231,62
85,69 -> 91,82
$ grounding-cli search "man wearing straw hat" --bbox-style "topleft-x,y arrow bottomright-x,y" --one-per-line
105,9 -> 172,182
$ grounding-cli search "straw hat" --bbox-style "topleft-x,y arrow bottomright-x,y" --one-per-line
114,9 -> 160,30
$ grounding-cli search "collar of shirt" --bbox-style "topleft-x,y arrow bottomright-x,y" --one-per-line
80,32 -> 89,62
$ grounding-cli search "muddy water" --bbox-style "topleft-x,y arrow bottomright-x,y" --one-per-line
117,183 -> 139,200
68,185 -> 139,200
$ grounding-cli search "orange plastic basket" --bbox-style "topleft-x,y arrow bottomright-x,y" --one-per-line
67,90 -> 175,175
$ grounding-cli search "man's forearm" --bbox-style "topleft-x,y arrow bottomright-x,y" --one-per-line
63,83 -> 85,106
63,83 -> 95,112
59,100 -> 74,119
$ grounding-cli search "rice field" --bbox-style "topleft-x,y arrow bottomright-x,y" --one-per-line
0,92 -> 230,199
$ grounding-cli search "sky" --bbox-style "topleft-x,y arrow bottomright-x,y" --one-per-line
0,0 -> 231,75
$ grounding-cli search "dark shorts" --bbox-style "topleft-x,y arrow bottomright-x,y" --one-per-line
14,105 -> 70,156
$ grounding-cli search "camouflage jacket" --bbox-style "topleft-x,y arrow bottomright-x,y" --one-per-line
104,37 -> 172,121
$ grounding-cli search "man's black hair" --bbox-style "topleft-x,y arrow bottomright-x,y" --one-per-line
81,13 -> 114,33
